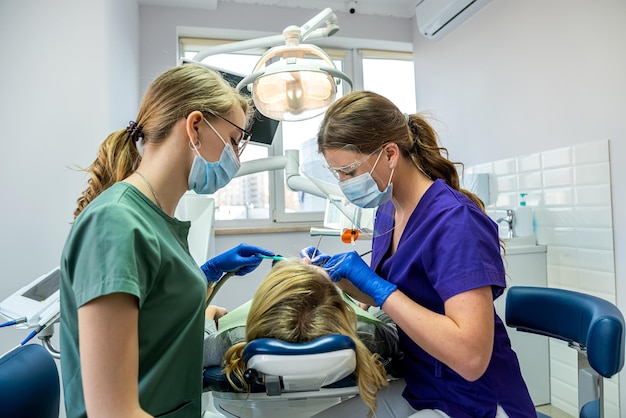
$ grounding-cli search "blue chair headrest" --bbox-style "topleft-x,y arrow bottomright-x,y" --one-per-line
203,334 -> 358,394
242,334 -> 356,363
506,286 -> 625,377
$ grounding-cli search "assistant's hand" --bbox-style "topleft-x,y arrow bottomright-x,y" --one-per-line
205,305 -> 228,320
201,243 -> 274,282
322,251 -> 397,307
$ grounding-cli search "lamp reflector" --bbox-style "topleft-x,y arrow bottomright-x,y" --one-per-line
253,70 -> 336,121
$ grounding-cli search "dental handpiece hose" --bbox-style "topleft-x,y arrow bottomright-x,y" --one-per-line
0,317 -> 27,328
20,326 -> 43,346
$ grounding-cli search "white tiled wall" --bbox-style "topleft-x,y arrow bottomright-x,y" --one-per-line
466,139 -> 617,416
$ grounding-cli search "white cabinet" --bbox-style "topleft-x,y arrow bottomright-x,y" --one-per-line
494,245 -> 549,406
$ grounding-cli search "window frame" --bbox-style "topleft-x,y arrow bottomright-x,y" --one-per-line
179,34 -> 414,230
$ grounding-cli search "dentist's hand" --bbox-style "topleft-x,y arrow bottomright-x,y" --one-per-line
201,243 -> 275,282
299,246 -> 331,265
322,251 -> 397,307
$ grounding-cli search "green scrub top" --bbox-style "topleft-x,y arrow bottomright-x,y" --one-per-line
60,183 -> 207,418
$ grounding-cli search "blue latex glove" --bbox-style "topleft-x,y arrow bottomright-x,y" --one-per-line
322,251 -> 397,307
201,243 -> 275,282
299,246 -> 331,265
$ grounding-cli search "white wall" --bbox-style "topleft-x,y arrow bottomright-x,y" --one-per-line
471,139 -> 617,415
411,0 -> 626,411
0,1 -> 138,415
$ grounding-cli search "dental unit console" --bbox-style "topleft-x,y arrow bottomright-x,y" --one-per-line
0,266 -> 60,329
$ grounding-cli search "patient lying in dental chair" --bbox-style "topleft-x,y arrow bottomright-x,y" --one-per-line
203,260 -> 402,416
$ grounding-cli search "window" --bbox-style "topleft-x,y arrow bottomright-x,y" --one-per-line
362,50 -> 416,114
180,38 -> 415,228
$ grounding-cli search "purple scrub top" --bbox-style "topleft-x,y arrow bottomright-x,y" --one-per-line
372,179 -> 535,417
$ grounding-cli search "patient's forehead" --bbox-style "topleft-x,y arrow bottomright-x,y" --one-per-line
272,259 -> 332,281
308,264 -> 331,280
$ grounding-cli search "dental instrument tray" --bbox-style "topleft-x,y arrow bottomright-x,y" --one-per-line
0,266 -> 60,328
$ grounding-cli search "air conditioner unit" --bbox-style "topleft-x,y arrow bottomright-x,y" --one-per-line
415,0 -> 491,40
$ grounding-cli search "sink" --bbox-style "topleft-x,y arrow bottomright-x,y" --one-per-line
503,236 -> 536,247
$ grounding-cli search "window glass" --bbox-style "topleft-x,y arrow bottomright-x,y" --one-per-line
363,56 -> 416,113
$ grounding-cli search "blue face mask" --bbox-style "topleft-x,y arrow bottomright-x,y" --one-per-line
187,119 -> 241,195
338,150 -> 395,209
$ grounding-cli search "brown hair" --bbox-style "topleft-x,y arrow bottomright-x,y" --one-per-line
222,262 -> 388,416
73,64 -> 252,218
317,90 -> 485,210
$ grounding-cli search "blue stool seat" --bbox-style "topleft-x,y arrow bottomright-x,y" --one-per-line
0,344 -> 60,418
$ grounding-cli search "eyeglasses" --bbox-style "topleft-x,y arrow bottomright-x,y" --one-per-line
205,111 -> 252,157
323,148 -> 382,180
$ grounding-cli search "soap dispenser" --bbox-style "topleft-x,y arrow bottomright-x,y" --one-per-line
514,193 -> 534,238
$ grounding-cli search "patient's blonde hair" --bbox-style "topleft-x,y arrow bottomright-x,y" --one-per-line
222,261 -> 388,416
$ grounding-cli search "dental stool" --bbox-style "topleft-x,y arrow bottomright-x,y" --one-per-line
202,334 -> 360,418
0,343 -> 60,418
505,286 -> 625,418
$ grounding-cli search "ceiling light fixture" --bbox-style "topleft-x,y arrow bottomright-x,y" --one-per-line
189,8 -> 352,121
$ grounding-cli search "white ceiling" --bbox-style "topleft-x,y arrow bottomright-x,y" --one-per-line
138,0 -> 418,19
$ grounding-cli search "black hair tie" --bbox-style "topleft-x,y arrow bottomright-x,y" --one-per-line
126,120 -> 144,141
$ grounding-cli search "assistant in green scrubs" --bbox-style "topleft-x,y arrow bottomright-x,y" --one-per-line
59,64 -> 274,418
61,182 -> 207,417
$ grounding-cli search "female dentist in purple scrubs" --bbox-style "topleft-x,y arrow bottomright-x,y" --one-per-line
303,91 -> 536,417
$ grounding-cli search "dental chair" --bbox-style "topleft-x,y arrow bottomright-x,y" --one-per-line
505,286 -> 625,418
202,334 -> 360,418
0,343 -> 60,418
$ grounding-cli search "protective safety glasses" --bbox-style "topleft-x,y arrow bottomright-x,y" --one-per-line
323,148 -> 382,180
300,143 -> 403,241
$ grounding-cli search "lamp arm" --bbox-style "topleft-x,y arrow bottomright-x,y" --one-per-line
236,71 -> 264,92
284,149 -> 338,199
299,8 -> 336,40
231,151 -> 332,200
321,66 -> 354,90
285,175 -> 336,199
302,25 -> 340,42
193,8 -> 339,62
234,156 -> 287,178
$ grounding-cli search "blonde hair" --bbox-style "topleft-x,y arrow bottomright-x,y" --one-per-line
318,90 -> 485,211
222,261 -> 388,416
73,64 -> 252,218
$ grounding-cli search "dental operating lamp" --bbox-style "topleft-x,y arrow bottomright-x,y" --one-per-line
186,8 -> 353,121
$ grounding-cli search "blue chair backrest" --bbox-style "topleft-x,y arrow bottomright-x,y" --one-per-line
506,286 -> 625,378
0,344 -> 60,418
